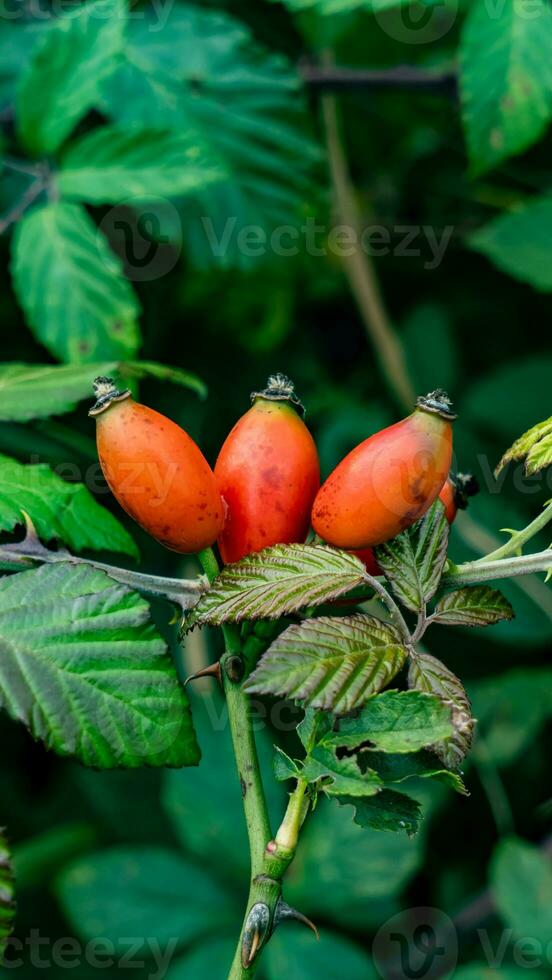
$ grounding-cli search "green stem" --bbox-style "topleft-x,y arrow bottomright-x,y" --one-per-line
472,500 -> 552,564
363,571 -> 412,645
443,549 -> 552,587
274,779 -> 309,851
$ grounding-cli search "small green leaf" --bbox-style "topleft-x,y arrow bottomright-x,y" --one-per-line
432,586 -> 514,627
496,413 -> 552,475
470,197 -> 552,292
460,0 -> 552,174
11,203 -> 140,364
302,745 -> 383,797
408,652 -> 474,768
365,749 -> 467,795
0,360 -> 206,423
375,500 -> 449,613
491,836 -> 552,950
185,544 -> 366,628
0,453 -> 137,558
0,830 -> 15,962
56,847 -> 237,951
17,0 -> 125,156
322,690 -> 453,754
59,126 -> 223,203
297,707 -> 332,752
243,614 -> 407,714
0,563 -> 199,768
273,746 -> 301,782
338,790 -> 422,836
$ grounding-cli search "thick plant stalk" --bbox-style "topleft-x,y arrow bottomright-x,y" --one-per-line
444,548 -> 552,587
471,499 -> 552,564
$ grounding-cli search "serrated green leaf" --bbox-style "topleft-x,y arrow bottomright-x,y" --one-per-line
460,0 -> 552,174
186,544 -> 366,628
273,746 -> 301,782
337,790 -> 422,836
302,745 -> 383,797
496,413 -> 552,475
432,586 -> 514,627
470,197 -> 552,292
17,0 -> 125,156
322,690 -> 453,754
491,837 -> 552,950
0,360 -> 205,423
0,830 -> 15,963
56,847 -> 237,951
58,126 -> 223,203
243,614 -> 407,714
408,652 -> 474,768
101,3 -> 319,270
0,563 -> 199,768
364,749 -> 467,794
0,453 -> 137,558
11,203 -> 140,364
375,500 -> 449,613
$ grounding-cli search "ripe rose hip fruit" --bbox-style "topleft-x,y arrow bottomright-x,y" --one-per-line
312,389 -> 456,549
352,470 -> 479,575
215,374 -> 320,564
90,377 -> 225,554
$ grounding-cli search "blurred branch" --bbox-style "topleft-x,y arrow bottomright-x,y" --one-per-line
0,176 -> 45,235
321,56 -> 415,411
301,60 -> 457,97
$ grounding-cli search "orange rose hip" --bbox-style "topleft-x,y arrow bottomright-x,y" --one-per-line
90,377 -> 225,554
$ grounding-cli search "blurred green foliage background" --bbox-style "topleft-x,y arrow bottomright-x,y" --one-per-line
1,0 -> 552,975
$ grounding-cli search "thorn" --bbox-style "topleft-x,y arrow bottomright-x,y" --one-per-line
241,903 -> 271,968
273,900 -> 319,940
183,662 -> 222,688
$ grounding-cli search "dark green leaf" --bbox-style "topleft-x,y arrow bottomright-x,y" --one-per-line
432,586 -> 514,627
185,544 -> 366,627
496,414 -> 552,476
11,203 -> 140,364
17,0 -> 125,156
302,745 -> 383,796
0,360 -> 206,423
243,614 -> 407,714
338,790 -> 422,836
460,0 -> 552,174
491,837 -> 552,949
165,939 -> 235,980
470,198 -> 552,292
56,847 -> 237,950
58,126 -> 223,203
0,453 -> 137,558
408,652 -> 474,768
0,831 -> 15,963
364,749 -> 467,795
468,668 -> 552,766
0,563 -> 199,768
375,500 -> 449,613
322,690 -> 453,753
0,21 -> 45,109
265,927 -> 378,980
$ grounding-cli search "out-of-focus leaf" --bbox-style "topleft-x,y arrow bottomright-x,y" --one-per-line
432,586 -> 514,627
471,199 -> 552,292
402,303 -> 458,395
0,361 -> 206,423
186,545 -> 366,627
17,0 -> 125,156
337,790 -> 422,837
0,21 -> 45,108
165,939 -> 235,979
56,847 -> 237,950
0,452 -> 137,557
491,837 -> 552,949
265,928 -> 378,980
468,668 -> 552,766
375,500 -> 449,613
58,127 -> 223,203
0,564 -> 199,768
322,690 -> 453,753
454,968 -> 548,979
244,615 -> 407,713
0,831 -> 15,962
11,203 -> 140,364
462,356 -> 552,438
496,415 -> 552,476
460,0 -> 552,174
408,653 -> 474,768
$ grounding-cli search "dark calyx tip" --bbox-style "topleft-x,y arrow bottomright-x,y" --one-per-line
416,388 -> 457,421
452,472 -> 480,509
89,376 -> 131,417
251,373 -> 305,416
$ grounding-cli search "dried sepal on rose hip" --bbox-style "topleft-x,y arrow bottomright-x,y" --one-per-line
312,389 -> 456,550
90,377 -> 225,554
215,374 -> 320,564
